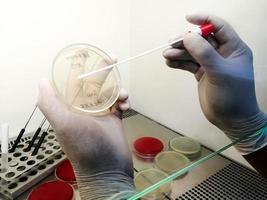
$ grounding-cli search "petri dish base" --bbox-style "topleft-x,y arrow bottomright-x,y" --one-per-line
169,136 -> 201,159
55,159 -> 76,185
52,44 -> 121,114
155,151 -> 190,178
133,137 -> 164,160
134,168 -> 171,200
27,180 -> 74,200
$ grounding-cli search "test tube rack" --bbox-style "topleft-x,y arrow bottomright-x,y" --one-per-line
0,129 -> 66,200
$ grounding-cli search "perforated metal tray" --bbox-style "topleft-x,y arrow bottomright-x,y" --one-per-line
176,162 -> 267,200
0,129 -> 66,199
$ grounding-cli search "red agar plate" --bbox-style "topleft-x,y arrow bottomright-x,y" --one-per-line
133,137 -> 164,159
55,159 -> 76,183
28,180 -> 74,200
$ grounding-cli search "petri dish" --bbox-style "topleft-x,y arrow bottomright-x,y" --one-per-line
133,137 -> 164,160
134,168 -> 171,200
169,136 -> 201,159
155,151 -> 190,177
52,44 -> 121,114
55,159 -> 76,185
27,180 -> 74,200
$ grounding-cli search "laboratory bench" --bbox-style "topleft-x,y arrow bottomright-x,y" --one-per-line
1,110 -> 266,200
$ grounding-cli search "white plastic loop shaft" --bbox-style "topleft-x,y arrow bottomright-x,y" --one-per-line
77,24 -> 213,80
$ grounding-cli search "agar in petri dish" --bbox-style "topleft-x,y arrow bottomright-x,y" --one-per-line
27,180 -> 74,200
55,159 -> 76,184
133,137 -> 164,160
134,168 -> 171,200
155,151 -> 190,177
169,136 -> 201,159
52,44 -> 121,114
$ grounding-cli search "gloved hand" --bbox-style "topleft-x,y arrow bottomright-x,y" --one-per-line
38,56 -> 136,199
163,13 -> 267,154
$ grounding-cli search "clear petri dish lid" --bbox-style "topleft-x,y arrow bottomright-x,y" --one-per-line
134,168 -> 171,200
155,151 -> 190,175
52,43 -> 121,114
133,137 -> 164,159
27,180 -> 74,200
169,136 -> 201,158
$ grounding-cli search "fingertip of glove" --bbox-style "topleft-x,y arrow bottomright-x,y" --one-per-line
184,32 -> 199,41
183,32 -> 204,51
119,101 -> 130,111
185,13 -> 192,21
119,88 -> 128,100
162,49 -> 171,58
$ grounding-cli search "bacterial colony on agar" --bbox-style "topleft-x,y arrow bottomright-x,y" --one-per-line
52,44 -> 121,114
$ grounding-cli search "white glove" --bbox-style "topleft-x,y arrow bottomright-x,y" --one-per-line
38,56 -> 136,199
163,13 -> 267,155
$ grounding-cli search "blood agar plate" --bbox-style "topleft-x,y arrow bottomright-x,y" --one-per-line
52,44 -> 121,114
55,159 -> 76,184
27,180 -> 74,200
133,137 -> 164,160
134,168 -> 171,200
169,137 -> 201,159
155,151 -> 189,177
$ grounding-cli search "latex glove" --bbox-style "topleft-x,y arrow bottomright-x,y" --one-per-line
38,56 -> 135,199
38,80 -> 135,199
163,13 -> 267,154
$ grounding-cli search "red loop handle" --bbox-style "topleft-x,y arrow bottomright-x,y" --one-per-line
200,23 -> 214,37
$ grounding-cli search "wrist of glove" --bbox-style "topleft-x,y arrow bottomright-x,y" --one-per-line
74,169 -> 136,200
222,111 -> 267,155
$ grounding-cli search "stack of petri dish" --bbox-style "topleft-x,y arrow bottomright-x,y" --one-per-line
132,135 -> 201,196
134,168 -> 171,200
169,136 -> 201,159
154,151 -> 190,178
133,137 -> 164,161
28,160 -> 78,200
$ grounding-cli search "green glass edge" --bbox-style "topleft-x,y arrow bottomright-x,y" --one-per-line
128,135 -> 246,200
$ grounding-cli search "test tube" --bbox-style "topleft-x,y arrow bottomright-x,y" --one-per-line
1,123 -> 9,173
